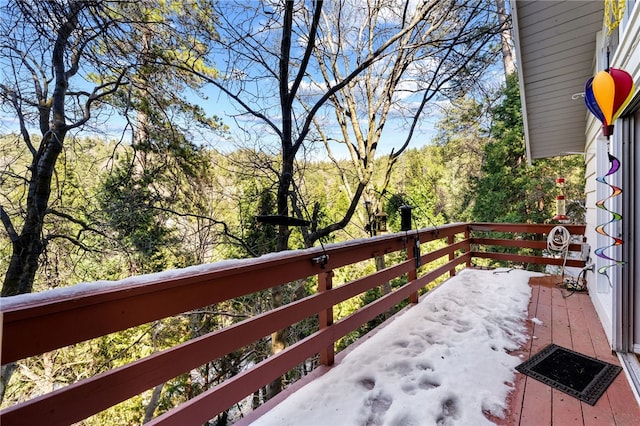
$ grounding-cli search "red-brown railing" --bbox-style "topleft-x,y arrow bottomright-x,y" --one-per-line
0,223 -> 587,425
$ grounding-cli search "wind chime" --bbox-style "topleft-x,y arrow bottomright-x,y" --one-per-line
583,0 -> 634,277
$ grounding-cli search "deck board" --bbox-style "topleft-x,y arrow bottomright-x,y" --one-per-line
502,275 -> 640,425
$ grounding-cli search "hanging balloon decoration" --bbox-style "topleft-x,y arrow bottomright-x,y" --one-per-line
585,69 -> 634,137
584,66 -> 634,277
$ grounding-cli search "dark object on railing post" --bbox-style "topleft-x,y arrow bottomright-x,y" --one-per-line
311,254 -> 329,268
400,205 -> 413,231
414,238 -> 421,269
407,236 -> 419,304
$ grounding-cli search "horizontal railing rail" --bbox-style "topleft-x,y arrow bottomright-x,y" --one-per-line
469,222 -> 588,268
0,223 -> 587,425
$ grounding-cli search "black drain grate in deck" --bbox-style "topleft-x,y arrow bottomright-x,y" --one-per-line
515,344 -> 622,406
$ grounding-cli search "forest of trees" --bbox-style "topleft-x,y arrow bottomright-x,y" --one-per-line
0,0 -> 585,423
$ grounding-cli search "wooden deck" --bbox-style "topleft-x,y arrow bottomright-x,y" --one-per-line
500,275 -> 640,425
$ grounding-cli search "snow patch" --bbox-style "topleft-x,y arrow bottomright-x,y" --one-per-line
252,268 -> 540,426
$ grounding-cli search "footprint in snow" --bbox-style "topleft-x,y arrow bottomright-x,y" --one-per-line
390,360 -> 412,376
436,397 -> 461,426
362,392 -> 392,426
401,371 -> 440,395
418,375 -> 441,390
358,377 -> 376,390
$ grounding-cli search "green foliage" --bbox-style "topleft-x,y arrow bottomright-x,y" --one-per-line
376,148 -> 447,232
471,74 -> 526,222
1,135 -> 128,288
432,97 -> 489,221
101,164 -> 171,258
471,73 -> 584,224
241,186 -> 278,257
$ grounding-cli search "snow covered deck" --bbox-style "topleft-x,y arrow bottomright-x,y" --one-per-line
241,272 -> 640,426
242,268 -> 537,425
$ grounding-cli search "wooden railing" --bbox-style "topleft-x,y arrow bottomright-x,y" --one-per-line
0,223 -> 587,425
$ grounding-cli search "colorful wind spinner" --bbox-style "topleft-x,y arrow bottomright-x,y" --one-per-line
584,67 -> 634,276
584,68 -> 634,137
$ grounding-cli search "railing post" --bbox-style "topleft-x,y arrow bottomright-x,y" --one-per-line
448,235 -> 456,277
318,270 -> 335,366
465,227 -> 471,268
407,236 -> 419,304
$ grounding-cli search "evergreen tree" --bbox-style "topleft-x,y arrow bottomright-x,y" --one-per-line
472,72 -> 584,224
473,73 -> 521,221
432,97 -> 489,222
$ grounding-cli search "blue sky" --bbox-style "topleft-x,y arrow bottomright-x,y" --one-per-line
0,0 -> 504,162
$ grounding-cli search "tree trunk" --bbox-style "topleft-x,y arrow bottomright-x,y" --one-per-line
0,363 -> 18,403
2,129 -> 64,297
268,0 -> 297,394
0,1 -> 80,404
1,0 -> 78,297
496,0 -> 515,75
143,383 -> 164,423
267,161 -> 294,399
376,255 -> 391,295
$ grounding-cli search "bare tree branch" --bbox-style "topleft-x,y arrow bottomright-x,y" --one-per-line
0,205 -> 18,242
